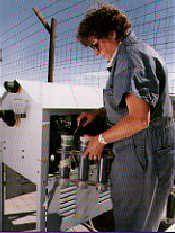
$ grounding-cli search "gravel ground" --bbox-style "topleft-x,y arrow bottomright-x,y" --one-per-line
4,191 -> 175,232
3,167 -> 175,232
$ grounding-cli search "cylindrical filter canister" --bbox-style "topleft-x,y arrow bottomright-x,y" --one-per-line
97,155 -> 107,193
78,136 -> 89,188
167,190 -> 175,218
60,135 -> 73,179
61,134 -> 73,152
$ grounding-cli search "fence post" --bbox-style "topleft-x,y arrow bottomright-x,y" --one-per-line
32,8 -> 56,82
48,18 -> 56,82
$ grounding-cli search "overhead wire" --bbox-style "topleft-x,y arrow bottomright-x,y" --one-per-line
2,0 -> 173,43
2,7 -> 174,51
3,12 -> 174,52
1,0 -> 172,41
3,29 -> 175,61
0,0 -> 65,38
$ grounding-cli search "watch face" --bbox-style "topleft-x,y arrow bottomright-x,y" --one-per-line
98,134 -> 106,144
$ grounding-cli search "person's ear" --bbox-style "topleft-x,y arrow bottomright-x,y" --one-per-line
112,31 -> 116,39
108,31 -> 116,40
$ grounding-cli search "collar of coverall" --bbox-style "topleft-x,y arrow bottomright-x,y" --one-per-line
107,45 -> 119,67
106,30 -> 132,71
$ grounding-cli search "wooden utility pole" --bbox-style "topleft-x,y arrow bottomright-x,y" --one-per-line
33,8 -> 56,82
48,18 -> 56,83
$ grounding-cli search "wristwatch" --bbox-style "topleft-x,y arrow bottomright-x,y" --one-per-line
98,134 -> 107,144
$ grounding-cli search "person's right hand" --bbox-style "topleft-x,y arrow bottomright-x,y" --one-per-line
77,110 -> 98,127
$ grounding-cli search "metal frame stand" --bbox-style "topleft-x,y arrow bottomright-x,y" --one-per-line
0,156 -> 4,232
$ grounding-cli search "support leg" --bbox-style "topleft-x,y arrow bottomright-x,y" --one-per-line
0,161 -> 4,232
36,179 -> 46,232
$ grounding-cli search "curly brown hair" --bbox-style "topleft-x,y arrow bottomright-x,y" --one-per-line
77,6 -> 131,47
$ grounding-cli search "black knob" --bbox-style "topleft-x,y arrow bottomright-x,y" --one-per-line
4,80 -> 21,93
0,110 -> 16,127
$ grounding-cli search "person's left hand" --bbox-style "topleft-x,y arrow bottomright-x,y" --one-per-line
83,135 -> 105,160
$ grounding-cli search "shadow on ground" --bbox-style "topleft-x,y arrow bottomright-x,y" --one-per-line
3,211 -> 36,232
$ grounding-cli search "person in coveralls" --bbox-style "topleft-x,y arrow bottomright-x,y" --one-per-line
76,2 -> 175,232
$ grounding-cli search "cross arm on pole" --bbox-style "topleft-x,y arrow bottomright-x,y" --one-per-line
32,7 -> 51,34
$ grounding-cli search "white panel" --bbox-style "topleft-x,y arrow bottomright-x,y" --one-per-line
1,93 -> 43,184
17,80 -> 104,109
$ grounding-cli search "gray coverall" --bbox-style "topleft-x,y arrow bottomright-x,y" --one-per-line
104,32 -> 175,232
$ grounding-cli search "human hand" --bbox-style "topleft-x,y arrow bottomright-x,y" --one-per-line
77,110 -> 98,127
83,135 -> 105,161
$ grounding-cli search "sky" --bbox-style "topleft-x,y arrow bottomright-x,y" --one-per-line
0,0 -> 175,96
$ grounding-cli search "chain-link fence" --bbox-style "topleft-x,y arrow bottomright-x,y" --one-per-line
0,0 -> 175,93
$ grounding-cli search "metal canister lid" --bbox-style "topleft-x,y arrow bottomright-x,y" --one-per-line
80,136 -> 89,146
61,134 -> 74,146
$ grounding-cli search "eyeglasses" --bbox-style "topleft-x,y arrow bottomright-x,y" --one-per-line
89,41 -> 99,51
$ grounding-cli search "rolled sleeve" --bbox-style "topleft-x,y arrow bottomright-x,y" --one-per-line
130,69 -> 159,107
129,52 -> 159,108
